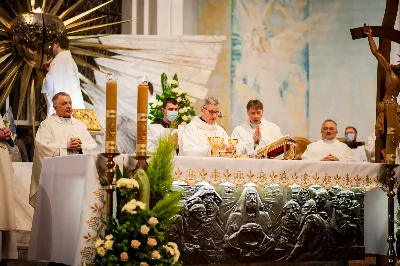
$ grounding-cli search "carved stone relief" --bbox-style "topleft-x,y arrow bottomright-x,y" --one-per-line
168,183 -> 365,264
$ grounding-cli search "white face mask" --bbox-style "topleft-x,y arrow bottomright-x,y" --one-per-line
167,111 -> 178,122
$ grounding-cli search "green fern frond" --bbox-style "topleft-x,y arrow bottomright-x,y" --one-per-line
152,192 -> 182,222
146,134 -> 176,196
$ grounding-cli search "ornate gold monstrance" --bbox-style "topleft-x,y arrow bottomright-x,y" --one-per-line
0,0 -> 134,126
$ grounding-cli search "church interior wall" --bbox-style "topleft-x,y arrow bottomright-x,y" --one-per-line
196,0 -> 399,142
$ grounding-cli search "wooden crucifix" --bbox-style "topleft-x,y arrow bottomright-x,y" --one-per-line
350,0 -> 399,163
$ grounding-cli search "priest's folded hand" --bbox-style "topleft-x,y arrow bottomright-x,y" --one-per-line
0,128 -> 11,140
68,138 -> 82,150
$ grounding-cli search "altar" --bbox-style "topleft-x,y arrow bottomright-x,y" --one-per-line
20,154 -> 396,265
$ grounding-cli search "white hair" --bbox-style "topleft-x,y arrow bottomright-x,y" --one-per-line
200,97 -> 219,108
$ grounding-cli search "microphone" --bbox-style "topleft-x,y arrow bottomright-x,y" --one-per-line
218,113 -> 228,118
5,138 -> 14,147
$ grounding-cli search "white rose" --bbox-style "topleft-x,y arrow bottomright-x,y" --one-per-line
157,101 -> 163,106
178,109 -> 185,114
182,115 -> 188,121
104,240 -> 113,250
136,201 -> 146,210
151,103 -> 157,108
167,79 -> 174,85
126,179 -> 139,189
97,247 -> 106,256
95,239 -> 104,248
177,97 -> 181,102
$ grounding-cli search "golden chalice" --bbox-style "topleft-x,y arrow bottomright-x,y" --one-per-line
228,138 -> 239,154
208,136 -> 224,157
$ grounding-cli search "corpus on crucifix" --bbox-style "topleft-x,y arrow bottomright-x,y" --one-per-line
350,0 -> 400,164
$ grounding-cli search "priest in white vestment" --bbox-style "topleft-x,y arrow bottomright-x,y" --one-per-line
42,36 -> 85,117
29,92 -> 97,207
0,115 -> 18,260
231,100 -> 283,156
148,98 -> 182,153
344,126 -> 368,162
302,119 -> 357,162
179,97 -> 231,157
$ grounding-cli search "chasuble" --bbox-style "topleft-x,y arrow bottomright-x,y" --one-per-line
179,116 -> 229,157
302,139 -> 357,162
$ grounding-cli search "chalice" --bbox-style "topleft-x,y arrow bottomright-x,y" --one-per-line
228,138 -> 239,155
208,136 -> 224,157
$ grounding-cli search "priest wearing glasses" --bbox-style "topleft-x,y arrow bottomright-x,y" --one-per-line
179,97 -> 232,156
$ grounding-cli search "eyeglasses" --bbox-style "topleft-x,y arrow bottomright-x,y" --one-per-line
203,107 -> 220,116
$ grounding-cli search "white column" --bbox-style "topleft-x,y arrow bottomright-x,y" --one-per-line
157,0 -> 171,35
170,0 -> 184,35
143,0 -> 150,35
183,0 -> 197,35
121,0 -> 137,34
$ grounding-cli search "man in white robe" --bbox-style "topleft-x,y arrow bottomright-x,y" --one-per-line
302,119 -> 357,162
148,98 -> 182,153
0,115 -> 18,260
343,126 -> 368,162
231,99 -> 283,156
364,131 -> 400,163
42,36 -> 85,117
179,97 -> 231,157
29,92 -> 97,207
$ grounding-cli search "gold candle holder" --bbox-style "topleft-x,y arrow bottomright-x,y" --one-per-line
100,152 -> 120,230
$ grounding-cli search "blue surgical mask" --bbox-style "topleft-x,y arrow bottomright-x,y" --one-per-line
167,111 -> 178,122
344,133 -> 355,142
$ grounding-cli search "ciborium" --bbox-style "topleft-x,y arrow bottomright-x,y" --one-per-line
11,9 -> 66,69
208,136 -> 224,157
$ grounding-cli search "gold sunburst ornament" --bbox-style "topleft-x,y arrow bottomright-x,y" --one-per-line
0,0 -> 134,122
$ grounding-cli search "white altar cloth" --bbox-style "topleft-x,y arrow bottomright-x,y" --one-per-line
26,155 -> 396,265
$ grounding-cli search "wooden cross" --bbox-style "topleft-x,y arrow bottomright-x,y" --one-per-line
350,0 -> 399,163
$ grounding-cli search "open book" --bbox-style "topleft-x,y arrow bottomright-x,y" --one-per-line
256,136 -> 297,159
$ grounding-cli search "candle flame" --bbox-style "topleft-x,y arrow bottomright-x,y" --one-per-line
33,7 -> 43,13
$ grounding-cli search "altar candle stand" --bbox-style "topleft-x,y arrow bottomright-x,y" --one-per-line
384,103 -> 399,265
135,76 -> 149,170
101,73 -> 120,230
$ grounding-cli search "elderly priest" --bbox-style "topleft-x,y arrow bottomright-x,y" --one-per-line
302,119 -> 357,162
29,92 -> 97,207
179,97 -> 231,156
231,99 -> 283,156
0,115 -> 17,260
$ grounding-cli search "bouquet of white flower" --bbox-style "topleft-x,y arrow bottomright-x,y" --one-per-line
149,73 -> 196,126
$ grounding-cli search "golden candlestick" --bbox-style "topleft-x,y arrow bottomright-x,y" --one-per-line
100,152 -> 120,231
105,73 -> 118,153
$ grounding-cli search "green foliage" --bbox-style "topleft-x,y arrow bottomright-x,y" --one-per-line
151,192 -> 182,224
146,134 -> 175,197
149,73 -> 196,126
92,169 -> 182,265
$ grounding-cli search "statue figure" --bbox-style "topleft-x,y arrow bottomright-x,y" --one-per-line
364,25 -> 400,104
276,200 -> 301,250
224,186 -> 276,258
185,203 -> 216,250
194,186 -> 225,248
296,188 -> 311,206
262,184 -> 285,231
332,191 -> 361,246
314,190 -> 334,221
286,199 -> 335,261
